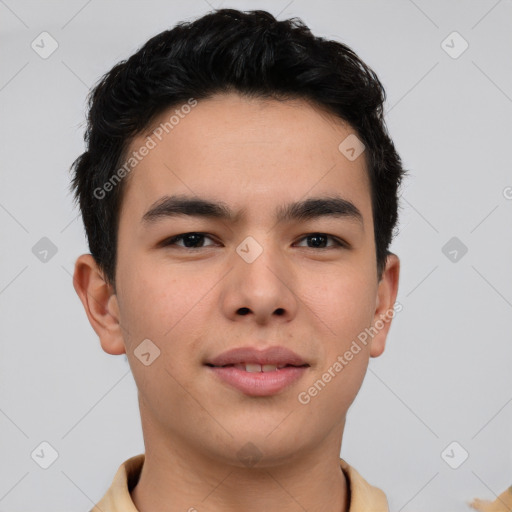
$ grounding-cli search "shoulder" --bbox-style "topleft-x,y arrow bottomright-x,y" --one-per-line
339,458 -> 389,512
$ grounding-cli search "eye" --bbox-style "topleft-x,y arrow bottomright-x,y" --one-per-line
294,233 -> 347,249
160,232 -> 218,249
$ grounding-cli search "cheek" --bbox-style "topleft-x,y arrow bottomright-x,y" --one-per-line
117,258 -> 218,344
117,265 -> 212,419
315,272 -> 376,406
301,266 -> 376,342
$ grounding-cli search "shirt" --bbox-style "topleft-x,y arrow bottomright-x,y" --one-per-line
91,454 -> 388,512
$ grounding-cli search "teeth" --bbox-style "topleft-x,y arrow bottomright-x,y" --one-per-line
245,363 -> 262,373
232,363 -> 282,372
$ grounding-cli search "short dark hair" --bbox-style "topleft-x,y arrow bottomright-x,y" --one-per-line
70,8 -> 406,288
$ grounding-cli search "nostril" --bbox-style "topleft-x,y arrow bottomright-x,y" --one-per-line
237,307 -> 250,315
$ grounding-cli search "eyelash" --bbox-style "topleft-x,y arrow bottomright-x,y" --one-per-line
160,232 -> 348,250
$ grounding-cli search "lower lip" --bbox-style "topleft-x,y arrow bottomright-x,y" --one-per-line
207,366 -> 308,396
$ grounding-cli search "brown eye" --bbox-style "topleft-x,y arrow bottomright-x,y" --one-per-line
162,232 -> 217,248
295,233 -> 346,249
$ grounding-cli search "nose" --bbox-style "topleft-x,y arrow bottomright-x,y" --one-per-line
220,237 -> 299,326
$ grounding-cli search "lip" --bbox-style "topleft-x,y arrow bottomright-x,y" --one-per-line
204,346 -> 310,397
205,346 -> 308,367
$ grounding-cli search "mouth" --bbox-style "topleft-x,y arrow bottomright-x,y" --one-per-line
204,346 -> 310,396
205,362 -> 309,372
205,345 -> 309,368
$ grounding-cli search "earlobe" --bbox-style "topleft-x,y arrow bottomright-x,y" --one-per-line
369,253 -> 400,358
73,254 -> 126,355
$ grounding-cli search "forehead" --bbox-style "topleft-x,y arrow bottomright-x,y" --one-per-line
119,93 -> 372,224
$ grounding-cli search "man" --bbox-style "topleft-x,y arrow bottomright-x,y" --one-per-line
71,8 -> 404,511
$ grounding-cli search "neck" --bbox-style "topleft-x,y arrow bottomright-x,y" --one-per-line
131,416 -> 349,512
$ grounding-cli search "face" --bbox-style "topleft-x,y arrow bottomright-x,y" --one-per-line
75,92 -> 399,467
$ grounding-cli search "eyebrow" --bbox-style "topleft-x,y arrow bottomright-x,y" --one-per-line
141,194 -> 364,228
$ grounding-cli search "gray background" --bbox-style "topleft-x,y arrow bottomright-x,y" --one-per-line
1,0 -> 511,510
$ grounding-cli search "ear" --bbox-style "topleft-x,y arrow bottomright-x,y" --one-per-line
369,253 -> 400,358
72,254 -> 126,355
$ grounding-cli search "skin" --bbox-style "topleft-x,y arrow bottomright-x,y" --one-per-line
470,486 -> 512,511
74,92 -> 400,512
